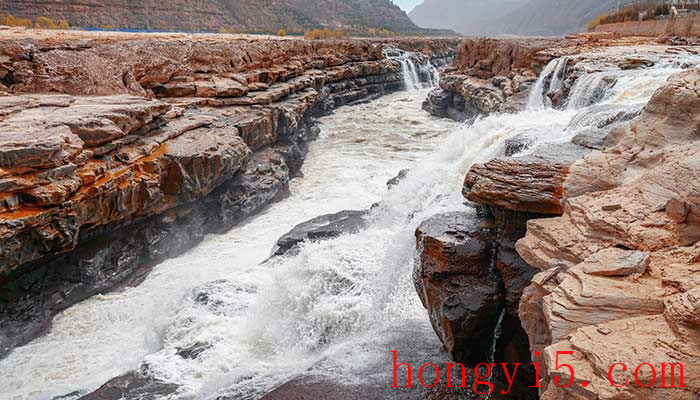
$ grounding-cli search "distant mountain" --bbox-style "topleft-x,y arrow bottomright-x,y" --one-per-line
409,0 -> 617,36
0,0 -> 451,35
409,0 -> 528,36
488,0 -> 617,36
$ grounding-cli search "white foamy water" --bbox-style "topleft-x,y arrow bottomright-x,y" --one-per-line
394,50 -> 438,91
1,46 -> 698,400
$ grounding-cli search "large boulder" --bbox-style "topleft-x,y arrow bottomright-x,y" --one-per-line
414,211 -> 504,366
272,209 -> 369,257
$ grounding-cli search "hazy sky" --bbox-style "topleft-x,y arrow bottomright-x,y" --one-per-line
393,0 -> 423,12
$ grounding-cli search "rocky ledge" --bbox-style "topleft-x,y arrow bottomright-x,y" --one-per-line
0,30 -> 457,359
517,68 -> 700,399
422,34 -> 671,122
417,36 -> 700,400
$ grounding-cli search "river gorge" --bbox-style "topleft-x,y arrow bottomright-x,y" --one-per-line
0,28 -> 699,400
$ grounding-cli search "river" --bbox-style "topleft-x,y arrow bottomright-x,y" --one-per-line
1,46 -> 698,400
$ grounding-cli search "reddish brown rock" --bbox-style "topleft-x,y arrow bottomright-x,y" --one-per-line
424,34 -> 666,121
0,30 -> 460,358
414,211 -> 503,367
464,158 -> 569,215
516,69 -> 700,399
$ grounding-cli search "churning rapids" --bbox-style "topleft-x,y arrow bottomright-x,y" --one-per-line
2,47 -> 699,400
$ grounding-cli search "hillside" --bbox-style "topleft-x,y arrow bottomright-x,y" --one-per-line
489,0 -> 617,36
0,0 -> 448,34
409,0 -> 616,36
409,0 -> 527,35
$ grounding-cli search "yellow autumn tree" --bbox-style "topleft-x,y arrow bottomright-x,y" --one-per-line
4,14 -> 33,28
587,15 -> 605,31
35,16 -> 59,29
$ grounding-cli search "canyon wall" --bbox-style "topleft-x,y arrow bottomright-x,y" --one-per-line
421,34 -> 664,122
596,14 -> 700,38
0,29 -> 458,359
416,35 -> 700,400
516,66 -> 700,400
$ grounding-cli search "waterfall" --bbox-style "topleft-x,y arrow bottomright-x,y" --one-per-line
427,63 -> 440,86
3,48 -> 699,400
397,56 -> 423,90
549,56 -> 569,95
566,73 -> 616,110
483,308 -> 507,400
527,56 -> 568,109
397,58 -> 418,90
387,48 -> 440,91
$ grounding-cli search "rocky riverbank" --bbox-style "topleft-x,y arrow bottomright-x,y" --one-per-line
421,33 -> 693,122
0,28 -> 458,359
516,66 -> 700,400
415,36 -> 700,400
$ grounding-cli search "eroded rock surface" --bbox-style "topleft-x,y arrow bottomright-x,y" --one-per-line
414,211 -> 502,367
423,34 -> 671,122
0,32 -> 457,358
517,68 -> 700,399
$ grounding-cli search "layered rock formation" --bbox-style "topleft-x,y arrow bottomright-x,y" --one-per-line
0,0 -> 449,35
0,30 -> 457,358
517,67 -> 700,399
422,34 -> 665,122
417,34 -> 700,400
422,37 -> 559,121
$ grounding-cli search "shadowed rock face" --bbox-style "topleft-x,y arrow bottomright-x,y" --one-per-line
414,211 -> 503,367
516,69 -> 700,399
0,32 -> 458,359
413,210 -> 539,399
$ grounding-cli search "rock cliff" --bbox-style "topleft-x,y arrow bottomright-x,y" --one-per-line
0,29 -> 458,359
416,35 -> 700,400
517,67 -> 700,400
422,34 -> 665,122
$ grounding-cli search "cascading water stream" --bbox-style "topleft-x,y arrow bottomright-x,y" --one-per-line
1,47 -> 698,400
528,58 -> 560,109
389,49 -> 440,91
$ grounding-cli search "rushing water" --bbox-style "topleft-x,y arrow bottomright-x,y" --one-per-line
1,46 -> 699,400
393,50 -> 438,90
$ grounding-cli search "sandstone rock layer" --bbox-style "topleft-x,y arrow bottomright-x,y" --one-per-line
517,68 -> 700,399
0,31 -> 457,358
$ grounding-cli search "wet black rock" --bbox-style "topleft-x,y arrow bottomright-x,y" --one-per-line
503,134 -> 533,157
176,341 -> 212,360
414,211 -> 505,367
272,209 -> 369,257
80,370 -> 179,400
421,88 -> 469,122
387,169 -> 410,189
